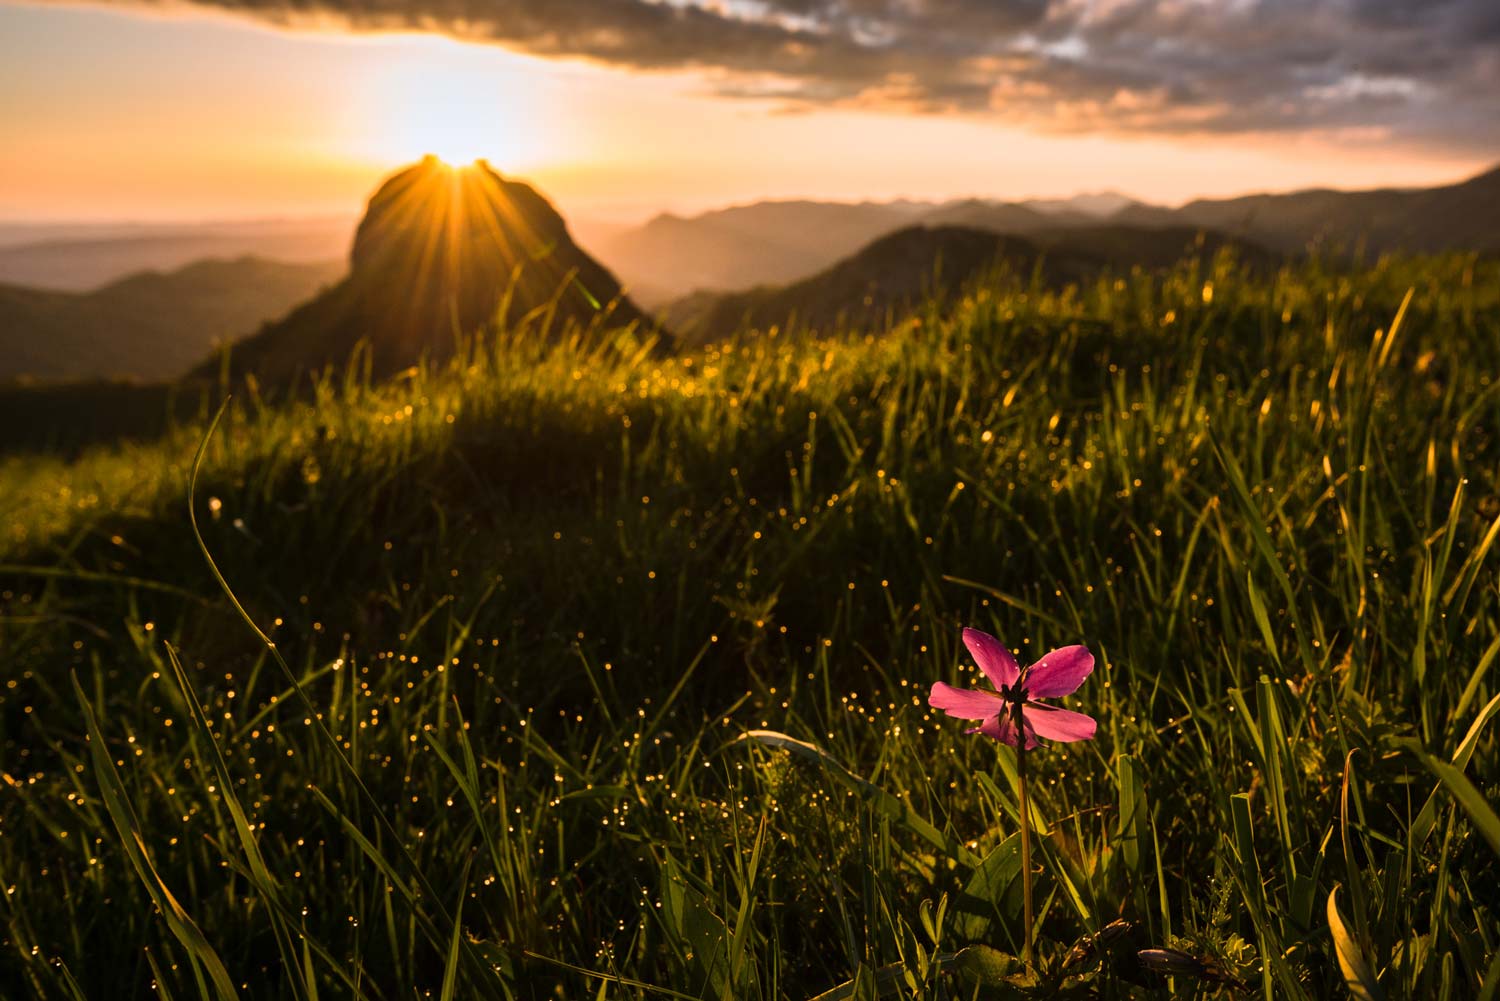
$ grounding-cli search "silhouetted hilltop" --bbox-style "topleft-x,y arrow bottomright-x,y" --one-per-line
204,157 -> 654,383
665,224 -> 1273,343
0,256 -> 342,382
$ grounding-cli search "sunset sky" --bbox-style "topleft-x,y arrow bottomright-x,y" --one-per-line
2,0 -> 1497,224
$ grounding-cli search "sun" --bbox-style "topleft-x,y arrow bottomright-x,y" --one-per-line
393,117 -> 495,167
374,84 -> 518,166
351,35 -> 547,169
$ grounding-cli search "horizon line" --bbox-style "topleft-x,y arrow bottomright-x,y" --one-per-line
4,155 -> 1495,231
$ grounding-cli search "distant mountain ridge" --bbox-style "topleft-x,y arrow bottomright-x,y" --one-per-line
594,195 -> 1152,304
0,216 -> 355,291
1114,164 -> 1500,255
597,200 -> 930,306
596,165 -> 1499,304
1020,192 -> 1142,216
0,256 -> 343,382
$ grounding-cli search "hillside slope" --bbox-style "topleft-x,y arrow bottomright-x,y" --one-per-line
0,256 -> 343,381
666,224 -> 1273,342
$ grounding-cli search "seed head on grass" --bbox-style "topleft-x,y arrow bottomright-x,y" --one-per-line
929,627 -> 1097,746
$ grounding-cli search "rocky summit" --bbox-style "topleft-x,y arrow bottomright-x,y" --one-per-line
205,156 -> 653,383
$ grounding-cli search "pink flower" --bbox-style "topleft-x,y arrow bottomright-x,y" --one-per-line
929,627 -> 1097,748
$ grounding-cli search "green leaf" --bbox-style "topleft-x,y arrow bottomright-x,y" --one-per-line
952,944 -> 1017,985
439,855 -> 472,1001
1116,754 -> 1146,875
71,673 -> 240,1001
1410,692 -> 1500,850
1244,573 -> 1281,668
1327,885 -> 1385,1001
806,961 -> 912,1001
1340,751 -> 1369,946
952,832 -> 1022,941
659,855 -> 747,1001
1475,947 -> 1500,1001
1422,754 -> 1500,858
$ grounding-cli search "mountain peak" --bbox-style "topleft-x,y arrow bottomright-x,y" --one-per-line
351,158 -> 563,274
208,160 -> 653,382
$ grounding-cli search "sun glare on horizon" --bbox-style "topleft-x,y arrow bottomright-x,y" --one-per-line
374,106 -> 503,168
348,34 -> 552,172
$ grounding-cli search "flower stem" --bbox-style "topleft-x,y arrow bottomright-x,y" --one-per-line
1017,737 -> 1033,965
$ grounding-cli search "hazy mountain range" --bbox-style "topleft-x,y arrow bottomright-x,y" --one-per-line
1,162 -> 1496,412
593,165 -> 1499,306
0,216 -> 354,291
588,193 -> 1142,307
0,257 -> 342,382
1113,165 -> 1500,255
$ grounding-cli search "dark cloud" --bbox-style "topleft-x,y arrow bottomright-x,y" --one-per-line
82,0 -> 1500,149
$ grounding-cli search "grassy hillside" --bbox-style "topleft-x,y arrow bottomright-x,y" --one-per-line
0,256 -> 343,381
2,252 -> 1498,999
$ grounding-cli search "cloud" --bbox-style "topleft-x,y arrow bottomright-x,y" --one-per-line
74,0 -> 1500,149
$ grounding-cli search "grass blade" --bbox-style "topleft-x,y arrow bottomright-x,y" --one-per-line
1327,885 -> 1384,1001
71,672 -> 241,1001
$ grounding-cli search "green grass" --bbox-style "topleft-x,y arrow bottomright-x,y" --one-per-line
2,251 -> 1498,999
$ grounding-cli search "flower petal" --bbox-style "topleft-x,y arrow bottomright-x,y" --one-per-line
929,682 -> 1005,720
971,713 -> 1039,749
963,627 -> 1020,689
1025,703 -> 1097,742
1023,645 -> 1095,698
972,714 -> 1018,746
